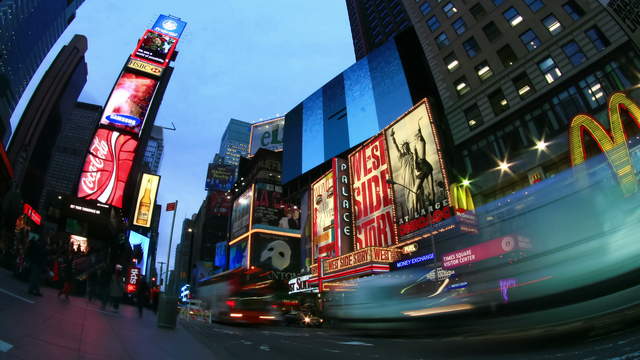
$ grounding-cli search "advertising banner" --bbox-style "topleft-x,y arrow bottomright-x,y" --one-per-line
206,191 -> 232,217
127,267 -> 141,293
349,135 -> 395,249
132,29 -> 178,68
229,240 -> 248,270
311,171 -> 335,259
126,58 -> 163,77
252,183 -> 300,231
129,231 -> 150,275
77,129 -> 138,208
214,241 -> 227,271
69,235 -> 88,253
205,163 -> 235,191
249,117 -> 285,156
323,247 -> 400,274
230,187 -> 252,239
133,173 -> 160,227
99,71 -> 159,135
251,233 -> 300,273
333,158 -> 354,256
385,102 -> 451,241
152,14 -> 187,39
442,235 -> 530,269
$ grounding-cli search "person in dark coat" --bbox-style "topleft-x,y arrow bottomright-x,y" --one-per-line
135,276 -> 149,318
26,235 -> 45,296
57,255 -> 73,300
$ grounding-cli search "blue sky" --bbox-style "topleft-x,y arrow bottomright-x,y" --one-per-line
10,0 -> 354,272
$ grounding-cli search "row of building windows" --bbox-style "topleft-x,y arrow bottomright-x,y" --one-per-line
450,25 -> 608,103
459,54 -> 640,177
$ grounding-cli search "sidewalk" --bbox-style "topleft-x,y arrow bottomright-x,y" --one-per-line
0,269 -> 213,359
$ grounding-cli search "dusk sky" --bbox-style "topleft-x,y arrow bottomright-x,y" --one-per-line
10,1 -> 355,273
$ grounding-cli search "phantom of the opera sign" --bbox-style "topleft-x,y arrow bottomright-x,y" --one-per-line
385,101 -> 452,241
349,135 -> 395,249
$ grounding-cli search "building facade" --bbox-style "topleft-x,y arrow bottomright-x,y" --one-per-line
345,0 -> 412,60
0,0 -> 85,144
398,0 -> 640,203
8,35 -> 89,214
38,102 -> 100,213
217,118 -> 251,168
142,126 -> 164,174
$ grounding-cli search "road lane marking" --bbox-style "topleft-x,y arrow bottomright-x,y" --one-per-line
0,288 -> 35,304
0,339 -> 13,352
336,341 -> 374,346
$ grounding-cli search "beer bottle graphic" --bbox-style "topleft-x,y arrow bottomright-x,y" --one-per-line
136,179 -> 152,225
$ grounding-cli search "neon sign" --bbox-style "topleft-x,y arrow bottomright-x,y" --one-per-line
395,253 -> 434,268
568,92 -> 639,195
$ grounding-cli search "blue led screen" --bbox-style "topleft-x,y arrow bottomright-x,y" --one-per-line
283,37 -> 413,183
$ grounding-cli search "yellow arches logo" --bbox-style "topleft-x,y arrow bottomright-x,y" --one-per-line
568,92 -> 639,195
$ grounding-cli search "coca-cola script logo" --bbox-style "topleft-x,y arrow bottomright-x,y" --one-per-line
77,129 -> 138,208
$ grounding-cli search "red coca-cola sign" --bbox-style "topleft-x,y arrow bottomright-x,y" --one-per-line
77,129 -> 138,208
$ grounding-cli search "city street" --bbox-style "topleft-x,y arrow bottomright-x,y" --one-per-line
0,269 -> 210,359
181,313 -> 640,360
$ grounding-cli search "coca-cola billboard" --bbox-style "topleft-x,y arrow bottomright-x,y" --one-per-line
77,129 -> 139,208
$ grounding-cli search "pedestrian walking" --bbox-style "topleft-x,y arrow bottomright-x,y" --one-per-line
151,285 -> 160,313
57,255 -> 73,300
109,265 -> 124,312
136,276 -> 149,318
26,234 -> 45,297
99,267 -> 111,310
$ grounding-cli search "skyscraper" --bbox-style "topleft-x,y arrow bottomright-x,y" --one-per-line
143,126 -> 164,174
345,0 -> 412,60
0,0 -> 85,144
368,0 -> 640,204
38,102 -> 101,212
8,34 -> 89,213
217,118 -> 251,168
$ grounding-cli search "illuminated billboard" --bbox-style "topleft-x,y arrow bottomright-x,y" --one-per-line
249,117 -> 285,156
349,134 -> 395,249
205,162 -> 235,191
230,187 -> 253,239
251,233 -> 300,273
77,129 -> 138,208
569,92 -> 640,195
229,240 -> 248,270
133,173 -> 160,227
252,183 -> 300,231
132,29 -> 178,68
311,171 -> 335,259
99,71 -> 159,135
152,14 -> 187,39
129,231 -> 150,275
207,191 -> 232,216
384,101 -> 452,241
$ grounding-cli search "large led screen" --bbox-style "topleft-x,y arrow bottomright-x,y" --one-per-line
77,129 -> 138,208
133,173 -> 160,227
129,230 -> 150,275
349,134 -> 395,249
249,117 -> 285,156
229,241 -> 248,270
230,187 -> 252,239
311,171 -> 335,259
152,14 -> 187,39
205,163 -> 235,191
385,101 -> 451,240
99,71 -> 159,135
132,29 -> 178,68
252,183 -> 300,231
207,191 -> 232,217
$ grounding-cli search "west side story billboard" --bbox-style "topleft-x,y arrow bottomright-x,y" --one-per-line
384,101 -> 451,241
349,134 -> 395,249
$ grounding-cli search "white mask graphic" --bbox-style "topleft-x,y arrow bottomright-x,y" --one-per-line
260,240 -> 291,270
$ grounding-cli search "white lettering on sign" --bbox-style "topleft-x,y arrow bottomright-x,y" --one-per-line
80,137 -> 109,195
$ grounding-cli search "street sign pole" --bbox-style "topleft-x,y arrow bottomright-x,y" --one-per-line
165,200 -> 178,290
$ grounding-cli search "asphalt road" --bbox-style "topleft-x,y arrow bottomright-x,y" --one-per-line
181,317 -> 640,360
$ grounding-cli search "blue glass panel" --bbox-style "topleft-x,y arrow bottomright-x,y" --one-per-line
301,89 -> 324,174
343,58 -> 379,147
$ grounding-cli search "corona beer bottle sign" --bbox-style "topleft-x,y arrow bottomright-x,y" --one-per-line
568,92 -> 639,195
